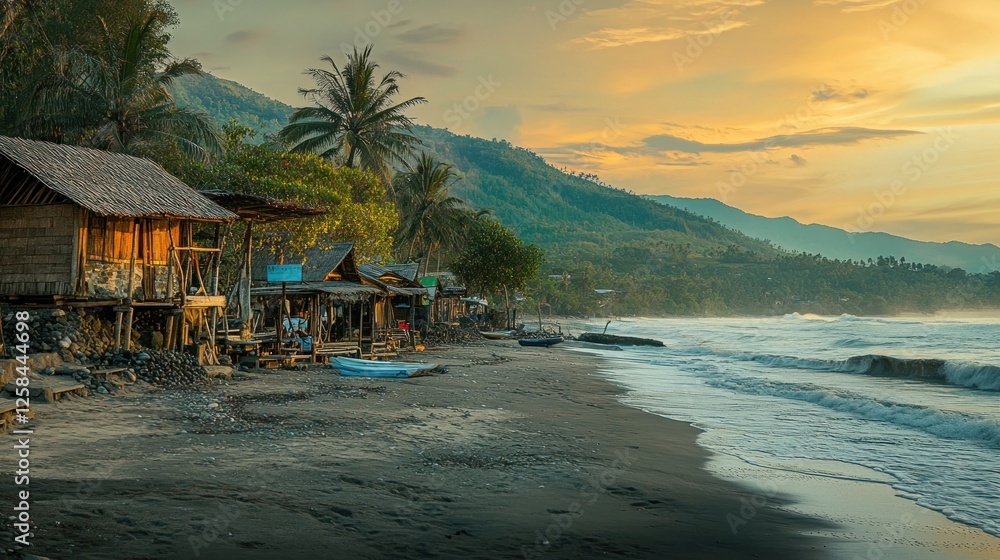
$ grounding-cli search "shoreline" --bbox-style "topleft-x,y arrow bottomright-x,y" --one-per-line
2,341 -> 834,559
571,345 -> 1000,560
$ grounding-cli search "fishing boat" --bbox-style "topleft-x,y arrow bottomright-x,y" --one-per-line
480,330 -> 514,340
517,337 -> 564,348
331,357 -> 437,378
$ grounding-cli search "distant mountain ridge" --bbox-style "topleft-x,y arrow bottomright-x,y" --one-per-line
649,195 -> 999,272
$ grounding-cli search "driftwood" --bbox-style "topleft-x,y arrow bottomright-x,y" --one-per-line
577,333 -> 664,347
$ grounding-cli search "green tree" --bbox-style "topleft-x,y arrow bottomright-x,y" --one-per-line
393,153 -> 476,273
450,220 -> 543,320
2,1 -> 220,159
279,45 -> 425,181
171,124 -> 397,272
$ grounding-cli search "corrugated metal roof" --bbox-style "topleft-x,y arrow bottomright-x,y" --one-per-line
252,243 -> 359,283
385,263 -> 419,281
251,281 -> 379,303
0,136 -> 236,221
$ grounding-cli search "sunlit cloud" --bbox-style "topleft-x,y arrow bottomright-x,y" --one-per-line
813,0 -> 901,13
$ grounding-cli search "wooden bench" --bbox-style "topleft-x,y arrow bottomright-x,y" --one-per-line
315,342 -> 362,359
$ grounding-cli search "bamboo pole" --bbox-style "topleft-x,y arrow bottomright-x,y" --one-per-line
122,222 -> 139,350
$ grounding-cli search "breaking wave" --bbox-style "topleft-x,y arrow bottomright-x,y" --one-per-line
706,376 -> 1000,447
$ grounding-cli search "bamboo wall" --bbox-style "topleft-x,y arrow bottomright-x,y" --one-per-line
0,204 -> 76,295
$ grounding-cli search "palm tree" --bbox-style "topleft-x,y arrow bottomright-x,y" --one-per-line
279,45 -> 426,182
394,153 -> 477,274
24,10 -> 220,159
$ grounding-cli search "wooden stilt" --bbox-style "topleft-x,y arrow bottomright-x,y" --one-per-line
113,309 -> 124,352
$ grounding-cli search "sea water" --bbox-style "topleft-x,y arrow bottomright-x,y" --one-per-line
571,314 -> 1000,538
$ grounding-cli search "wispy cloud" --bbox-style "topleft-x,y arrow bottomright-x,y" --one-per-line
383,49 -> 458,77
224,29 -> 268,46
633,127 -> 921,154
813,0 -> 901,12
575,21 -> 748,48
395,23 -> 466,44
812,83 -> 872,102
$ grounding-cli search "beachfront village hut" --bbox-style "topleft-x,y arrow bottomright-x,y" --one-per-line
0,135 -> 237,358
250,243 -> 382,362
418,272 -> 468,325
357,263 -> 428,348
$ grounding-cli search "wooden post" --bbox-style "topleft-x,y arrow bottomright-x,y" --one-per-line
209,223 -> 224,355
277,282 -> 286,355
311,293 -> 319,363
163,315 -> 174,352
122,222 -> 139,350
112,308 -> 124,352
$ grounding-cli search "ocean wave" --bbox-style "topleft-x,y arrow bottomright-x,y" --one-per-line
707,377 -> 1000,447
833,337 -> 876,348
670,347 -> 1000,392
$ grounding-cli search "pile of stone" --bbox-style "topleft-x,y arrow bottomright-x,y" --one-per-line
43,348 -> 209,392
132,350 -> 211,388
2,308 -> 122,363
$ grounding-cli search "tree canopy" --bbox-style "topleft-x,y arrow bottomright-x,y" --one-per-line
450,219 -> 543,307
279,45 -> 426,182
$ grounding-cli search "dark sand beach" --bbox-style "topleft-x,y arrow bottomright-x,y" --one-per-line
2,341 -> 838,559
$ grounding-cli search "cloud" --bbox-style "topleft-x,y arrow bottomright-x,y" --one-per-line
790,154 -> 808,165
636,127 -> 921,154
528,102 -> 591,113
383,49 -> 458,77
575,20 -> 747,48
811,83 -> 872,102
395,23 -> 465,44
813,0 -> 901,12
224,29 -> 268,46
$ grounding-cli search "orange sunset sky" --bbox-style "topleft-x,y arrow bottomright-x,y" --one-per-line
167,0 -> 1000,245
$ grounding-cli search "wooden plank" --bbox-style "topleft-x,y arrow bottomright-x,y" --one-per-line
184,295 -> 226,309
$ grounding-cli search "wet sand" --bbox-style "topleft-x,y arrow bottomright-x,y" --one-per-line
2,341 -> 837,559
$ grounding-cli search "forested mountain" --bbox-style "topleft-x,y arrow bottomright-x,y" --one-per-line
652,195 -> 999,273
167,74 -> 779,261
167,73 -> 1000,316
168,74 -> 292,141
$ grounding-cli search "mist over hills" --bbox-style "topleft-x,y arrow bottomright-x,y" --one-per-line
650,195 -> 998,272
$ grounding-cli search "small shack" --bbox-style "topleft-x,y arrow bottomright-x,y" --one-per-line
0,136 -> 237,356
250,243 -> 383,362
358,263 -> 428,348
419,273 -> 467,324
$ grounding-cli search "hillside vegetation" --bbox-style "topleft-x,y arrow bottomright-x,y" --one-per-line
166,74 -> 1000,316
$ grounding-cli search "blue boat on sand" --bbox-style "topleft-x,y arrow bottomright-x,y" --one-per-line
332,357 -> 438,378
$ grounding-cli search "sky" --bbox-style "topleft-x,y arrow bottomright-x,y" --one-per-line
167,0 -> 1000,246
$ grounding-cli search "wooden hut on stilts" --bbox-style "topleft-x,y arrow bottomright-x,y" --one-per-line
0,136 -> 237,362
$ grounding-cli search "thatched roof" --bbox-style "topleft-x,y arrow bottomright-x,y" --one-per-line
200,189 -> 325,223
252,242 -> 361,283
0,136 -> 236,221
